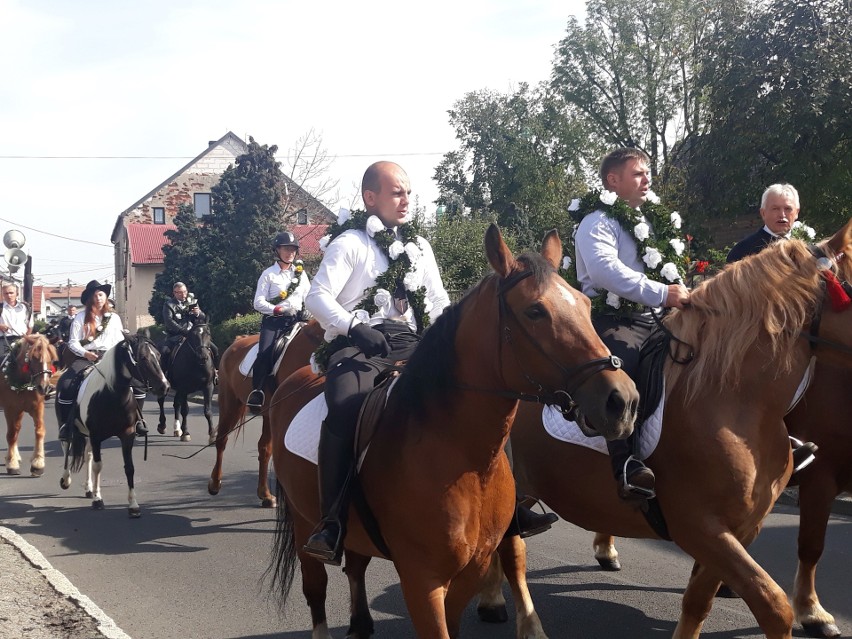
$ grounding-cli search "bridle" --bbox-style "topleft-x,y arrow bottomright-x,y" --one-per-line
801,243 -> 852,355
16,337 -> 56,389
182,323 -> 212,363
121,338 -> 162,392
458,268 -> 622,419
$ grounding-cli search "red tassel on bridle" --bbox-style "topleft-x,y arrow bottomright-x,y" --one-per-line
821,269 -> 852,312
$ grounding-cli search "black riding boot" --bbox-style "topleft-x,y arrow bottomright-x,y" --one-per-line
247,358 -> 267,413
303,427 -> 355,566
134,394 -> 148,436
504,497 -> 559,539
58,404 -> 79,443
607,437 -> 655,501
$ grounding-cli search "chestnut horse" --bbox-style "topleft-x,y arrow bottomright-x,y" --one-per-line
1,335 -> 58,476
267,226 -> 639,639
480,222 -> 852,639
206,319 -> 323,507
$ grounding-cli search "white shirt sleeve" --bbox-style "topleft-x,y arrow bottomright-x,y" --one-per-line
305,235 -> 362,338
253,268 -> 275,315
67,314 -> 87,357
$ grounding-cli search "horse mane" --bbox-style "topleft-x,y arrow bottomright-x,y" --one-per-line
394,251 -> 554,413
16,334 -> 57,367
665,239 -> 821,404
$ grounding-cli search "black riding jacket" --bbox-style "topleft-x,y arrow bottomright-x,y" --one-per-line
163,297 -> 207,338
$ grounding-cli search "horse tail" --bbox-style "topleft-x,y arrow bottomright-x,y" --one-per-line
68,430 -> 87,473
264,480 -> 297,611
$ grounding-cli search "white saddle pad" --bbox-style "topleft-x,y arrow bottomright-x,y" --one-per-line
543,379 -> 665,459
238,322 -> 302,377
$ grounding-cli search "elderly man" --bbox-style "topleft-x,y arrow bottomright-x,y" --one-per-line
0,282 -> 32,360
726,183 -> 800,263
161,282 -> 219,378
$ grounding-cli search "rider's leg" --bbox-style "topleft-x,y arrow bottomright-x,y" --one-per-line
57,361 -> 87,442
247,321 -> 276,411
133,388 -> 148,436
503,438 -> 558,538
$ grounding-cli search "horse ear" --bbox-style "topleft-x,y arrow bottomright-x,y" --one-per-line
541,229 -> 562,269
485,223 -> 515,278
825,217 -> 852,257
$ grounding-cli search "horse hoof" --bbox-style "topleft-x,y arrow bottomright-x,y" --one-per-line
715,584 -> 738,598
208,435 -> 217,445
129,508 -> 142,519
60,478 -> 70,490
7,467 -> 20,476
181,433 -> 191,442
477,604 -> 509,624
30,466 -> 44,477
596,557 -> 622,571
802,622 -> 841,638
207,480 -> 221,496
85,490 -> 94,499
92,500 -> 105,510
260,497 -> 276,509
173,429 -> 182,437
157,424 -> 166,435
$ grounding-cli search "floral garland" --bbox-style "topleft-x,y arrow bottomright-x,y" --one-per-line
310,209 -> 428,374
1,339 -> 54,392
564,189 -> 687,316
80,312 -> 113,345
268,260 -> 305,304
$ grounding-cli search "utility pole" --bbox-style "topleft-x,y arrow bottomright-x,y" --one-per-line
67,278 -> 71,308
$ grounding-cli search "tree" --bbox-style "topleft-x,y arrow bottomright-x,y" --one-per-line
279,127 -> 340,211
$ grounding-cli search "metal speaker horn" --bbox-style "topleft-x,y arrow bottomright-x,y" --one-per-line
3,230 -> 26,249
4,248 -> 27,272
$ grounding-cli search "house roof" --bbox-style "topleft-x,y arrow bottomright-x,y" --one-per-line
128,224 -> 176,264
43,285 -> 85,301
294,224 -> 329,257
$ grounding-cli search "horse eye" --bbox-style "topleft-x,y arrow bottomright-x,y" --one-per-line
524,303 -> 547,320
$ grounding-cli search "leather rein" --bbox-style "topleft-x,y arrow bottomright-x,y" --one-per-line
457,268 -> 622,419
802,244 -> 852,355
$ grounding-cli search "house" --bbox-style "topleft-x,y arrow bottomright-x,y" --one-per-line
40,285 -> 84,320
110,132 -> 334,331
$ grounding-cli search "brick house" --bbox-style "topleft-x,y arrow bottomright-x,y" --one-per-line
110,132 -> 334,331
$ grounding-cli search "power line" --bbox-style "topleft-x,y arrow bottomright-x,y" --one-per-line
0,216 -> 112,247
0,151 -> 445,160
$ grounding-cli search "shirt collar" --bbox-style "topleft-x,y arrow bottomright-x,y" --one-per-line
763,225 -> 792,239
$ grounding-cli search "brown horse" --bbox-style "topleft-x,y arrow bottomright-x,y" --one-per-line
1,335 -> 58,476
267,225 -> 639,639
480,221 -> 852,639
206,320 -> 323,507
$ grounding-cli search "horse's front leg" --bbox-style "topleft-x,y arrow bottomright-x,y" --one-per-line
173,393 -> 183,438
343,550 -> 374,639
593,532 -> 621,571
495,535 -> 548,639
121,436 -> 140,518
4,411 -> 23,475
89,440 -> 105,510
179,394 -> 190,442
395,560 -> 452,639
157,392 -> 168,434
203,384 -> 215,445
793,472 -> 841,638
30,402 -> 47,476
477,552 -> 508,624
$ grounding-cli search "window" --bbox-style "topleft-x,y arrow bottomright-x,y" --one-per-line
153,207 -> 165,224
194,193 -> 211,218
297,208 -> 308,224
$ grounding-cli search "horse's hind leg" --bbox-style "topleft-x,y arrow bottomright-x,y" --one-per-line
173,394 -> 182,437
89,441 -> 105,509
342,550 -> 374,639
794,473 -> 841,637
208,382 -> 244,496
292,515 -> 333,639
593,533 -> 621,571
495,535 -> 548,639
179,395 -> 190,442
121,437 -> 140,518
157,393 -> 167,434
257,415 -> 276,507
203,386 -> 215,445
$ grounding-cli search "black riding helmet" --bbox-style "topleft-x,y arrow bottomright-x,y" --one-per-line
273,231 -> 299,253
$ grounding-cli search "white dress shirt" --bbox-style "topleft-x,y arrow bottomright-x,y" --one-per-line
0,301 -> 32,337
306,228 -> 451,341
68,312 -> 126,357
253,262 -> 311,316
574,209 -> 668,308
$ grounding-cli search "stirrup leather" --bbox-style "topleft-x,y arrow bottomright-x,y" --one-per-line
621,455 -> 656,499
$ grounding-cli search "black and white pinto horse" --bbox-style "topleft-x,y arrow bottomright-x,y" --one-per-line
60,334 -> 169,517
156,322 -> 216,443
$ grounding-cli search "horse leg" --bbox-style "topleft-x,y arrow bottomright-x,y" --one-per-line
121,436 -> 141,518
60,440 -> 72,490
496,535 -> 548,639
157,393 -> 167,434
208,381 -> 243,495
674,530 -> 793,639
593,533 -> 621,571
395,563 -> 452,639
793,473 -> 841,637
203,385 -> 215,445
30,403 -> 46,477
179,395 -> 190,442
4,412 -> 23,475
257,414 -> 276,508
342,550 -> 374,639
291,514 -> 333,639
173,393 -> 182,437
89,441 -> 105,510
477,552 -> 508,624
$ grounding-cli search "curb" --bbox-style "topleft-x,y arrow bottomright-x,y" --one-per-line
0,526 -> 131,639
777,488 -> 852,517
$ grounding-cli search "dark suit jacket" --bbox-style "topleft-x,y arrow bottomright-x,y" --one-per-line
163,297 -> 207,338
726,228 -> 776,263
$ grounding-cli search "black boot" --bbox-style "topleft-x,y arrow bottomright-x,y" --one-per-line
505,497 -> 559,539
791,437 -> 818,473
135,396 -> 148,436
246,389 -> 264,414
303,427 -> 355,566
607,437 -> 655,501
58,404 -> 78,443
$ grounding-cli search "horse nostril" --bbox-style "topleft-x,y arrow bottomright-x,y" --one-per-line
606,388 -> 627,416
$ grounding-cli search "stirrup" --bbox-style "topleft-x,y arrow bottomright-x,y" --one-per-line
135,419 -> 148,436
303,522 -> 344,566
246,389 -> 264,409
790,437 -> 818,473
620,455 -> 656,499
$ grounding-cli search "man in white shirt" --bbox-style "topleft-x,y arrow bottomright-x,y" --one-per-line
0,282 -> 32,360
574,148 -> 689,503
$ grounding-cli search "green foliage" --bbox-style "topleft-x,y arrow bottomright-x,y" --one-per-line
33,319 -> 48,334
211,313 -> 262,351
139,323 -> 167,344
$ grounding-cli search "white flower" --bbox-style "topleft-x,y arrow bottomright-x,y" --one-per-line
660,262 -> 681,282
634,222 -> 650,241
568,198 -> 581,212
365,215 -> 385,237
642,247 -> 663,269
373,288 -> 392,310
600,190 -> 618,206
352,309 -> 370,324
805,226 -> 816,239
403,271 -> 420,291
646,189 -> 661,204
669,238 -> 685,256
337,208 -> 351,225
561,255 -> 572,270
404,242 -> 422,264
606,292 -> 621,309
670,211 -> 682,229
318,234 -> 331,252
309,353 -> 321,375
388,241 -> 405,260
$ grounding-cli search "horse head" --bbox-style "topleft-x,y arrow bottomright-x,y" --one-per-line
10,335 -> 58,395
479,224 -> 638,440
122,334 -> 169,397
185,322 -> 212,365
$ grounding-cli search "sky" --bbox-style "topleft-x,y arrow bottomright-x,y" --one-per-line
0,0 -> 585,288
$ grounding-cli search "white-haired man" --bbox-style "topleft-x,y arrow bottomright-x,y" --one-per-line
726,183 -> 800,263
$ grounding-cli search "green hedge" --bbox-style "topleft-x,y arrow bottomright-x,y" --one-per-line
138,313 -> 261,351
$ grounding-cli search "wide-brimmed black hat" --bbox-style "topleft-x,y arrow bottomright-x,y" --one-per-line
81,280 -> 112,306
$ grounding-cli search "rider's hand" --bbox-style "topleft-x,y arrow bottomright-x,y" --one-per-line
664,284 -> 690,309
348,323 -> 391,358
84,351 -> 98,362
273,305 -> 284,316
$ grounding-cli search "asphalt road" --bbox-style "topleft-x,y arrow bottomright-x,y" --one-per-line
2,398 -> 852,638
